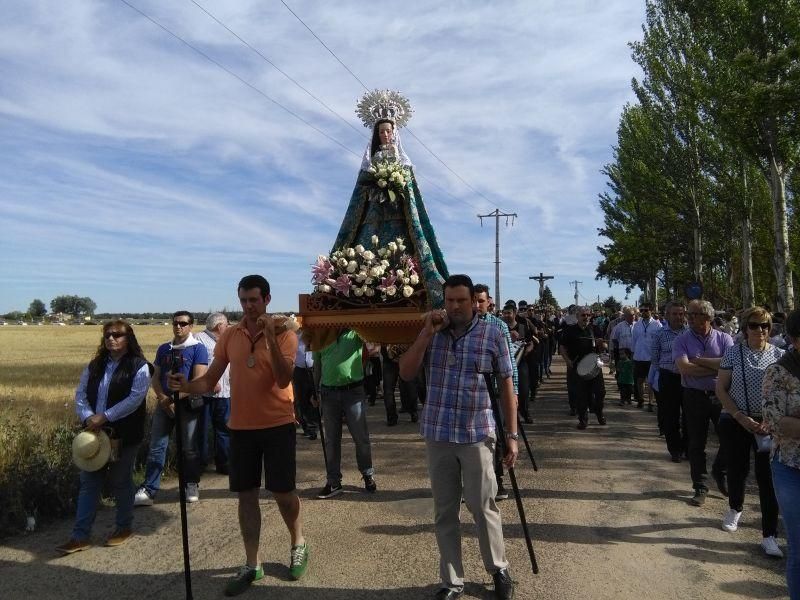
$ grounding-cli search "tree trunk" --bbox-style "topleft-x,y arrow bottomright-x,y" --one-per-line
741,168 -> 755,307
766,145 -> 794,311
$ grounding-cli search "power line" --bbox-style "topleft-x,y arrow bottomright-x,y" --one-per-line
117,0 -> 360,158
278,0 -> 495,209
279,0 -> 371,92
187,0 -> 366,140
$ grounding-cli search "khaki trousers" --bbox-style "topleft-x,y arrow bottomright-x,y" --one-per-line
426,434 -> 508,591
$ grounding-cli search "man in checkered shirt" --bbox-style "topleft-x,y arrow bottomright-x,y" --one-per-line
400,274 -> 518,600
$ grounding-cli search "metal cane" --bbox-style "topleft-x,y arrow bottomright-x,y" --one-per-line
517,416 -> 539,472
306,367 -> 328,471
170,350 -> 194,600
484,373 -> 539,575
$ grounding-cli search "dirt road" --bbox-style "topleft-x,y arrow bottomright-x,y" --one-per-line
0,358 -> 788,599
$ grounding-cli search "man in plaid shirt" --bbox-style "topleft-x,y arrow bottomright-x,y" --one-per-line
400,274 -> 518,600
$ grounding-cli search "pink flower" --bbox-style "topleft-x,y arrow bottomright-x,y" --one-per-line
312,256 -> 333,284
379,273 -> 398,291
332,274 -> 351,296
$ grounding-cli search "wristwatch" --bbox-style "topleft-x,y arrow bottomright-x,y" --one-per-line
505,432 -> 520,441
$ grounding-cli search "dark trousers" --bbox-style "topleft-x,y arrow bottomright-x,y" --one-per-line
718,416 -> 779,536
197,396 -> 230,470
382,358 -> 418,419
517,357 -> 531,420
683,387 -> 724,491
292,366 -> 318,435
567,368 -> 605,422
659,370 -> 688,457
364,357 -> 382,404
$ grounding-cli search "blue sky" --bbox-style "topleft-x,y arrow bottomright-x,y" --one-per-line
0,0 -> 645,314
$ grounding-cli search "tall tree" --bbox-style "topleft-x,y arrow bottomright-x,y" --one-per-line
28,299 -> 47,318
540,285 -> 560,311
684,0 -> 800,310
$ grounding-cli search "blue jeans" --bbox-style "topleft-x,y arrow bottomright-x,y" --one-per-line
320,385 -> 374,485
772,458 -> 800,599
72,444 -> 138,540
196,396 -> 230,470
140,403 -> 201,496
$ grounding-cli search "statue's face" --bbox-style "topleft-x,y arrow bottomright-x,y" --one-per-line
378,122 -> 394,145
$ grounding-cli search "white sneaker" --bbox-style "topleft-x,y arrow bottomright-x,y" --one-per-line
186,482 -> 200,503
761,536 -> 784,558
133,487 -> 153,507
721,508 -> 743,532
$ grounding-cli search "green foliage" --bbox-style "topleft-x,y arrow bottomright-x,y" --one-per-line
50,295 -> 97,318
28,299 -> 47,318
539,285 -> 560,311
598,0 -> 800,309
603,296 -> 622,313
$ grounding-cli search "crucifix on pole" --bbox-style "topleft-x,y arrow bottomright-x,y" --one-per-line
529,272 -> 554,303
478,209 -> 517,305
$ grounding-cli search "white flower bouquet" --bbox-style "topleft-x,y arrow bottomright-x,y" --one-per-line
312,236 -> 422,302
366,158 -> 411,204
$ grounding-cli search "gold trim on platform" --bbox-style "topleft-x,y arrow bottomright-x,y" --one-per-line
298,293 -> 425,348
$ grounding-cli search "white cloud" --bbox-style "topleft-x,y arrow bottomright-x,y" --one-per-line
0,0 -> 644,312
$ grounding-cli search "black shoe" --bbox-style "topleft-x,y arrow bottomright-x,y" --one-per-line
671,454 -> 681,463
577,421 -> 588,430
647,403 -> 654,412
690,488 -> 708,506
387,415 -> 398,427
618,400 -> 625,406
523,415 -> 533,425
712,468 -> 729,497
492,568 -> 514,599
597,415 -> 607,425
495,483 -> 509,501
368,399 -> 376,406
434,590 -> 462,600
307,432 -> 317,441
410,412 -> 418,423
637,401 -> 644,409
317,482 -> 343,499
364,475 -> 377,493
215,465 -> 229,475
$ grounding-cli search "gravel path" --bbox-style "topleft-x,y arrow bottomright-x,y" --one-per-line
0,358 -> 788,599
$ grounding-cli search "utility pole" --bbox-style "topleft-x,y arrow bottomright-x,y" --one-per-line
569,280 -> 582,307
478,209 -> 517,305
529,272 -> 554,303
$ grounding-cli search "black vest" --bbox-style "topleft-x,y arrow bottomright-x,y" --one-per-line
87,355 -> 149,447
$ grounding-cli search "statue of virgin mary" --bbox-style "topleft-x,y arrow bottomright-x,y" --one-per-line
331,90 -> 449,308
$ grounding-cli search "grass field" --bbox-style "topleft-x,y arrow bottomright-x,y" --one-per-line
0,324 -> 181,534
0,324 -> 173,423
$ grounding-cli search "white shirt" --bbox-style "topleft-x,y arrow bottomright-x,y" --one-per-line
611,320 -> 635,351
195,329 -> 231,398
632,317 -> 663,361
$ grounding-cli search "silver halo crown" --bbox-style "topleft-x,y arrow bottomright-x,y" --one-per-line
356,89 -> 413,129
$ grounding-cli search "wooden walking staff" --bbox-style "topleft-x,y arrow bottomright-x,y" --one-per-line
170,349 -> 194,600
483,373 -> 539,575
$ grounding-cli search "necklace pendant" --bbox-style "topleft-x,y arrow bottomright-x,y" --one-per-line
247,355 -> 256,368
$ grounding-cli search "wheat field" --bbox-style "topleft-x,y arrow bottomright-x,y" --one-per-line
0,324 -> 172,424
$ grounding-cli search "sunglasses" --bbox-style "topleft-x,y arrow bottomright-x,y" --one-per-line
173,321 -> 192,328
105,331 -> 127,339
747,322 -> 770,331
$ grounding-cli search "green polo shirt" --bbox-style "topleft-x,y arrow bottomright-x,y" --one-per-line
313,330 -> 364,386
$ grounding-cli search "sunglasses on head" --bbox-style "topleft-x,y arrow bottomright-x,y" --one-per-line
173,321 -> 192,328
105,331 -> 126,339
747,322 -> 770,331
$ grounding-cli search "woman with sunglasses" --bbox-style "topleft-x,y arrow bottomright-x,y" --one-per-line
716,307 -> 784,557
57,320 -> 152,554
763,309 -> 800,598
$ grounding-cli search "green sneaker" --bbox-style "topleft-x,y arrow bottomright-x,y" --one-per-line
224,564 -> 264,597
289,542 -> 309,580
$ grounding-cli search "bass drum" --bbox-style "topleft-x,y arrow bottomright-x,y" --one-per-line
576,353 -> 602,380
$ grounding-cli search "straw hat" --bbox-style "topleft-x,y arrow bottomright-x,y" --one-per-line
72,430 -> 112,472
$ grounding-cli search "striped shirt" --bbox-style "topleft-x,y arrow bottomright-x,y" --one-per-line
650,326 -> 687,373
480,312 -> 518,394
420,313 -> 513,444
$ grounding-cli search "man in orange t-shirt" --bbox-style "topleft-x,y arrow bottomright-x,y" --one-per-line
169,274 -> 308,596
